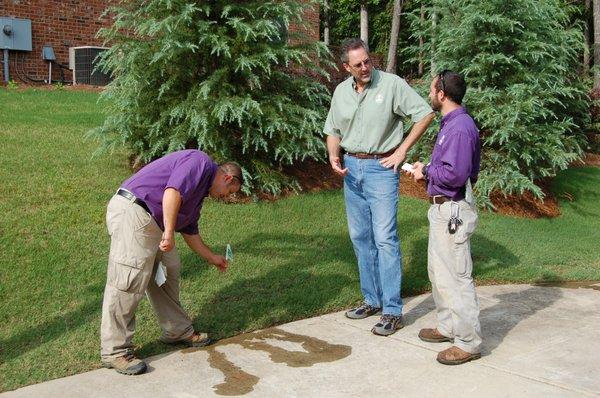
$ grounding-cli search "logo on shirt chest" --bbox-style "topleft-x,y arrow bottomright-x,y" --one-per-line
374,93 -> 384,104
437,134 -> 446,146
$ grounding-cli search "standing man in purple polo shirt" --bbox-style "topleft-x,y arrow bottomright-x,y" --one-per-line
100,149 -> 242,375
410,70 -> 482,365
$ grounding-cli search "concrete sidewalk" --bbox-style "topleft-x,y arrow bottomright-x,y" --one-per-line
3,283 -> 600,398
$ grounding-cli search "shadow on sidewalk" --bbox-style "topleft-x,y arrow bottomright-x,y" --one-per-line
479,286 -> 563,355
401,234 -> 520,327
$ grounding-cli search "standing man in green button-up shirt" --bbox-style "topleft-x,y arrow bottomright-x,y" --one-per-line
324,38 -> 434,336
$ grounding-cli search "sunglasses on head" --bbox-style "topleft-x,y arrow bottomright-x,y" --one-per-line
437,69 -> 450,92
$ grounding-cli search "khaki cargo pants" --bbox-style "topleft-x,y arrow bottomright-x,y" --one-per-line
100,194 -> 194,360
427,200 -> 482,354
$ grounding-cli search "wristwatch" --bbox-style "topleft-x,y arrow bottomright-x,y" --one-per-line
422,165 -> 429,178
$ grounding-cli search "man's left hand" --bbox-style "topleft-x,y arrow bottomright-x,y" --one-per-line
412,161 -> 425,181
380,149 -> 406,173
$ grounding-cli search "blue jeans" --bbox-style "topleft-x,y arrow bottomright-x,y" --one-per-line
343,154 -> 403,316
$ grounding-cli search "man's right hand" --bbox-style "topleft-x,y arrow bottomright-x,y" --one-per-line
159,230 -> 176,252
329,156 -> 349,176
210,254 -> 228,273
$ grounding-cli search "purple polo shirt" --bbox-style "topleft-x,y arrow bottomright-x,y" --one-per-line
121,149 -> 217,235
427,107 -> 481,201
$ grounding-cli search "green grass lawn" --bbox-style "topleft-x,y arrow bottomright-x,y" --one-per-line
1,87 -> 599,391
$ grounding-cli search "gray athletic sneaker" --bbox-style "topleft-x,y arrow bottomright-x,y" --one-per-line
371,314 -> 404,336
345,303 -> 381,319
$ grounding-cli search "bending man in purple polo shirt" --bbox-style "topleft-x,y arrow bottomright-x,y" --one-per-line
100,149 -> 242,375
409,71 -> 483,365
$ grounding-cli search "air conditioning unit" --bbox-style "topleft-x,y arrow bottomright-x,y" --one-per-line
68,46 -> 111,86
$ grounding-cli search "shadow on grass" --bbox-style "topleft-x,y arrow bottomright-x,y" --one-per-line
403,233 -> 520,298
194,233 -> 356,335
0,283 -> 104,364
551,167 -> 600,218
139,232 -> 357,358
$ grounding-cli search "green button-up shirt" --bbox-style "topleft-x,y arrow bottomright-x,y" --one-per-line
324,69 -> 433,154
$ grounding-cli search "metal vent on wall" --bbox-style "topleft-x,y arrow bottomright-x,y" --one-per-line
68,46 -> 111,85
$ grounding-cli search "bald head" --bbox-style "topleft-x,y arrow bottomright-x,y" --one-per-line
220,162 -> 243,186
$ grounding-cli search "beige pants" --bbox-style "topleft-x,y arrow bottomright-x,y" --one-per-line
100,194 -> 194,360
427,200 -> 482,354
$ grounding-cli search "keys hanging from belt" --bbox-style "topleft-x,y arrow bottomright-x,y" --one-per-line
448,202 -> 463,234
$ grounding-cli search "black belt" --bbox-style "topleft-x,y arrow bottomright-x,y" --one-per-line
116,188 -> 151,214
429,195 -> 451,205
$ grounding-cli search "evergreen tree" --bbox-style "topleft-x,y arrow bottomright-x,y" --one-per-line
408,0 -> 589,207
88,0 -> 333,195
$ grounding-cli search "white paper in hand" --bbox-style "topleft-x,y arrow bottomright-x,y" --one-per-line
226,244 -> 233,261
155,261 -> 167,287
401,163 -> 414,173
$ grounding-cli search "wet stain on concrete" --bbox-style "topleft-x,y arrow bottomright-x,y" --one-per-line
206,348 -> 260,396
182,327 -> 351,396
533,280 -> 600,291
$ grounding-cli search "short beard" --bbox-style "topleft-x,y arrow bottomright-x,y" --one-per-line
357,73 -> 371,84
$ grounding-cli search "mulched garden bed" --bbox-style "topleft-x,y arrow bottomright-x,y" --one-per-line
243,153 -> 599,219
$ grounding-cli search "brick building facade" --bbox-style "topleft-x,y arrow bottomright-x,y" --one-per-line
0,1 -> 319,85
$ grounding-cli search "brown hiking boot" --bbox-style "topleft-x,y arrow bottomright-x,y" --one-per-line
101,353 -> 147,375
437,346 -> 481,365
418,328 -> 454,343
162,331 -> 212,347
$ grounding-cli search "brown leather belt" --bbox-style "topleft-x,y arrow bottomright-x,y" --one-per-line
429,195 -> 451,205
346,148 -> 396,159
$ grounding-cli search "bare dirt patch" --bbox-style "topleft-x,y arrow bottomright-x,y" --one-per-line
571,152 -> 600,167
259,160 -> 582,219
489,179 -> 561,218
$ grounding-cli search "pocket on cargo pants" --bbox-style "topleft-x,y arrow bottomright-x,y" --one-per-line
106,197 -> 160,293
454,202 -> 478,245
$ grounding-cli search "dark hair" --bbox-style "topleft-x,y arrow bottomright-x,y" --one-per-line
219,162 -> 244,185
340,38 -> 368,63
435,70 -> 467,104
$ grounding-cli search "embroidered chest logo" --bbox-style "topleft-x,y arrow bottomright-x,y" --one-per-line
437,134 -> 446,146
374,93 -> 384,104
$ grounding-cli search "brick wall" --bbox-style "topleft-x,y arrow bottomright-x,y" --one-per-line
0,0 -> 109,83
0,1 -> 320,85
290,2 -> 320,43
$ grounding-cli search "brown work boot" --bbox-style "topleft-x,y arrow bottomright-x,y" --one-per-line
101,353 -> 147,375
162,331 -> 212,347
437,346 -> 481,365
418,328 -> 454,343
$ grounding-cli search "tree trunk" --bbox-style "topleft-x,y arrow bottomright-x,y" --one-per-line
360,1 -> 369,49
594,0 -> 600,89
584,0 -> 591,75
430,7 -> 437,76
386,0 -> 404,74
418,3 -> 424,75
323,0 -> 330,45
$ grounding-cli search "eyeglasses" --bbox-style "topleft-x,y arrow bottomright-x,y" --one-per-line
349,58 -> 371,69
437,69 -> 450,92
